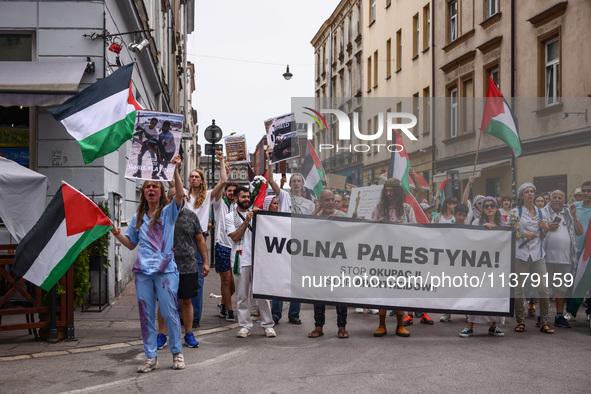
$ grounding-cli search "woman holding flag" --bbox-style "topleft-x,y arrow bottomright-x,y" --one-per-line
110,155 -> 186,372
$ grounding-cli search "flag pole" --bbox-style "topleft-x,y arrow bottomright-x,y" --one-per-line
472,129 -> 483,178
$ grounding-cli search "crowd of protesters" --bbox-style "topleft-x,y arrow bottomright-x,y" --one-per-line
107,150 -> 591,372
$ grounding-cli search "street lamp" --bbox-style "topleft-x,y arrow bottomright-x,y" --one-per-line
283,65 -> 293,80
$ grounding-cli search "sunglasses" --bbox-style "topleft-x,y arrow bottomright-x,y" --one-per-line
581,189 -> 591,193
482,204 -> 497,209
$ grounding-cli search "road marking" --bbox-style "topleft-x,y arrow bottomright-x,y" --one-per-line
59,348 -> 248,394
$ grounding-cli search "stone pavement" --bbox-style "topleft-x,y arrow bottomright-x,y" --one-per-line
0,271 -> 237,359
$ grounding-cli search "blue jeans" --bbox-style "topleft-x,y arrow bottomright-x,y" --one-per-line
191,250 -> 205,323
272,300 -> 300,321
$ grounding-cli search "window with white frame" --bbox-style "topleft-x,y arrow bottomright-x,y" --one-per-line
449,1 -> 458,42
485,0 -> 498,19
545,38 -> 559,106
490,67 -> 499,87
423,5 -> 430,50
231,170 -> 237,179
241,170 -> 247,179
450,88 -> 458,137
370,0 -> 376,24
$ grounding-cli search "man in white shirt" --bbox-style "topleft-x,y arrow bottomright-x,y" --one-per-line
226,186 -> 276,338
543,190 -> 583,328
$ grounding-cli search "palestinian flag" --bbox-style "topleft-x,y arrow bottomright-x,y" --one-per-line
12,182 -> 112,291
49,64 -> 142,164
251,171 -> 268,209
388,131 -> 429,224
437,178 -> 451,210
481,76 -> 521,157
301,140 -> 325,197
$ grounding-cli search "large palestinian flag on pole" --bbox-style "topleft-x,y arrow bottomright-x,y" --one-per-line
301,140 -> 325,197
388,131 -> 429,224
12,182 -> 113,291
49,63 -> 142,164
480,76 -> 521,157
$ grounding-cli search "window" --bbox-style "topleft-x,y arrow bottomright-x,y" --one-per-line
0,33 -> 33,61
423,5 -> 430,50
231,170 -> 237,179
356,57 -> 362,94
449,1 -> 458,42
461,76 -> 474,133
357,5 -> 361,36
386,0 -> 391,7
373,51 -> 378,87
413,93 -> 420,138
241,170 -> 247,179
423,86 -> 430,135
413,14 -> 419,58
545,38 -> 560,105
348,14 -> 352,43
347,67 -> 352,97
370,0 -> 376,24
396,29 -> 402,71
386,39 -> 392,78
450,87 -> 458,137
485,0 -> 498,19
367,56 -> 372,91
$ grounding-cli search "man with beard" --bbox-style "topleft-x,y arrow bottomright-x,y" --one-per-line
213,182 -> 239,322
133,117 -> 162,179
226,186 -> 276,338
370,178 -> 414,338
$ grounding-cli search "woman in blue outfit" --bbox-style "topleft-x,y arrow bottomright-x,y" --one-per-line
111,155 -> 185,372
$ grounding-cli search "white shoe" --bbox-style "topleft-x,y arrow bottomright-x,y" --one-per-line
265,327 -> 277,337
564,312 -> 576,321
172,352 -> 185,370
237,327 -> 251,338
369,309 -> 379,315
137,357 -> 159,373
355,308 -> 364,314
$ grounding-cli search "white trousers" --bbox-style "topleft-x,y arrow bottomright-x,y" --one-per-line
233,265 -> 274,330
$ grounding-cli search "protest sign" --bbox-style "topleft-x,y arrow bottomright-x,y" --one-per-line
346,185 -> 383,218
126,110 -> 183,181
252,212 -> 515,315
326,173 -> 347,190
264,113 -> 300,164
225,134 -> 249,164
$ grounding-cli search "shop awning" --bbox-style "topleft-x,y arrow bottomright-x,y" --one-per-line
0,61 -> 87,107
433,159 -> 510,183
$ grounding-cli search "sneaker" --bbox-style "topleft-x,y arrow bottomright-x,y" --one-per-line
151,172 -> 159,180
184,332 -> 199,348
488,326 -> 504,336
395,325 -> 410,337
535,315 -> 541,328
217,303 -> 227,318
172,352 -> 185,370
157,333 -> 167,350
250,306 -> 260,317
389,310 -> 396,316
564,312 -> 576,321
265,327 -> 277,337
368,309 -> 379,315
459,328 -> 473,337
225,310 -> 235,322
355,308 -> 364,314
137,357 -> 159,373
132,170 -> 142,178
403,315 -> 414,326
288,317 -> 302,325
554,315 -> 571,328
420,313 -> 434,325
237,327 -> 251,338
440,314 -> 451,322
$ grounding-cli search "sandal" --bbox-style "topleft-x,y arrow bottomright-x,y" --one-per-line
308,327 -> 324,338
514,323 -> 525,332
540,324 -> 554,334
337,327 -> 349,339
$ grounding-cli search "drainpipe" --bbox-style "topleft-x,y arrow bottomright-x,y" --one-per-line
431,0 -> 436,200
510,0 -> 516,200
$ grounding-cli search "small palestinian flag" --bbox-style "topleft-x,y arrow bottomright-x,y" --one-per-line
437,178 -> 451,210
481,76 -> 521,157
49,64 -> 142,164
12,182 -> 112,291
301,140 -> 325,197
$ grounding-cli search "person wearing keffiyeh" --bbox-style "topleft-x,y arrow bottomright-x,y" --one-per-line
225,186 -> 276,338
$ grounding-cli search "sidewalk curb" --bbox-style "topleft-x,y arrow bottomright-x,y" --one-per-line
0,323 -> 240,362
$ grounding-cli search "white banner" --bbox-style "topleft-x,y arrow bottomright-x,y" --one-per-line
252,212 -> 515,316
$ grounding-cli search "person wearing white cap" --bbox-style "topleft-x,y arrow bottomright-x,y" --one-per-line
510,182 -> 552,334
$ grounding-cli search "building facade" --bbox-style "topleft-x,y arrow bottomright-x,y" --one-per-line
0,0 -> 196,300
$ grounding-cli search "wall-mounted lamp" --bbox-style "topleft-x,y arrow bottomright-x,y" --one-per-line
283,65 -> 293,80
85,56 -> 95,73
129,38 -> 150,53
562,109 -> 588,123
